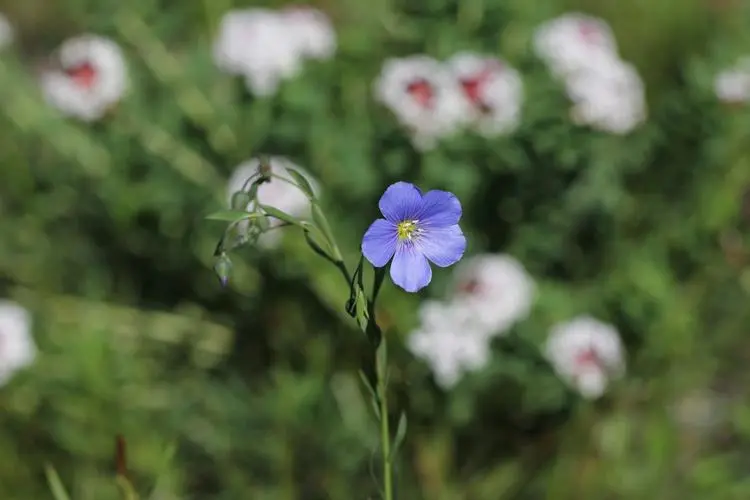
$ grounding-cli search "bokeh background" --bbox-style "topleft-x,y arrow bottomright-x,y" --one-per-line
1,0 -> 750,498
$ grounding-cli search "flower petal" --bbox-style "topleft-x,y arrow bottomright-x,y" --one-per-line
417,224 -> 466,267
418,189 -> 462,226
362,219 -> 397,267
378,182 -> 423,222
390,244 -> 432,292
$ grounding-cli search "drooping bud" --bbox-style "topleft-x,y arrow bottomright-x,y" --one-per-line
230,191 -> 252,210
214,253 -> 233,288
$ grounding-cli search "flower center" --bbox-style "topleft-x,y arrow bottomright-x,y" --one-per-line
578,21 -> 601,44
460,67 -> 498,113
574,347 -> 602,371
405,78 -> 434,108
457,278 -> 482,295
397,220 -> 419,240
66,62 -> 97,89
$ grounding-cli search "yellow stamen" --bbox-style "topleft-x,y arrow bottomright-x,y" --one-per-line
397,220 -> 418,240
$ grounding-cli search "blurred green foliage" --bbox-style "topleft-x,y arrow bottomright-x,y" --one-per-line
1,0 -> 750,498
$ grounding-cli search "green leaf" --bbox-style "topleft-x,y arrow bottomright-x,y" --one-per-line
358,369 -> 381,421
205,210 -> 257,223
390,411 -> 408,460
358,369 -> 378,401
285,167 -> 316,200
312,203 -> 342,261
259,204 -> 303,227
303,226 -> 337,265
45,464 -> 72,500
116,475 -> 141,500
376,338 -> 388,380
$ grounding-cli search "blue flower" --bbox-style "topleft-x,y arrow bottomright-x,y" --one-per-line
362,182 -> 467,292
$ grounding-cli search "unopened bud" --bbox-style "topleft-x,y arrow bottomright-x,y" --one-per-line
230,191 -> 252,210
214,253 -> 233,288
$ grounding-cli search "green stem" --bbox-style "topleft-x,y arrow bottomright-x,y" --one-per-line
377,346 -> 393,500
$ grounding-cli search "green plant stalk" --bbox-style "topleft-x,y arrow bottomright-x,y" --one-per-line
304,214 -> 394,498
377,351 -> 394,500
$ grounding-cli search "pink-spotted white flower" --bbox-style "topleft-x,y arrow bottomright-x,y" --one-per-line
407,300 -> 490,389
0,300 -> 36,386
448,52 -> 524,137
449,254 -> 536,337
533,13 -> 618,78
213,7 -> 336,97
40,35 -> 128,122
544,316 -> 625,399
227,157 -> 318,249
281,6 -> 336,61
564,57 -> 647,134
0,13 -> 13,49
214,9 -> 304,96
714,57 -> 750,104
374,55 -> 472,150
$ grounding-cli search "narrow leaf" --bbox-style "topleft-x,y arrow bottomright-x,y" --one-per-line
391,412 -> 408,460
376,338 -> 388,380
45,464 -> 72,500
358,370 -> 378,401
205,210 -> 257,223
312,203 -> 342,260
116,475 -> 141,500
259,204 -> 303,227
285,168 -> 316,200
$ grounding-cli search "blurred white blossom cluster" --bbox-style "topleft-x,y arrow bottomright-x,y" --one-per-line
543,316 -> 625,399
227,156 -> 318,249
40,35 -> 129,122
374,53 -> 524,150
406,254 -> 625,399
714,56 -> 750,104
0,12 -> 13,49
0,301 -> 36,386
534,13 -> 647,134
213,7 -> 336,97
407,254 -> 535,388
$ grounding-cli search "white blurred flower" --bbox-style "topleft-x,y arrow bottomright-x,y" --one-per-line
671,390 -> 727,432
449,254 -> 536,337
40,35 -> 128,122
533,13 -> 619,78
0,301 -> 36,386
408,300 -> 490,389
281,6 -> 336,61
544,316 -> 625,399
374,55 -> 472,150
227,156 -> 317,248
565,58 -> 647,134
214,9 -> 304,96
448,52 -> 524,137
714,57 -> 750,104
0,13 -> 14,49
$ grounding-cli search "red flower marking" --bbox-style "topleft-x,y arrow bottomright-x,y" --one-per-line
459,65 -> 499,113
405,78 -> 434,108
578,20 -> 602,44
458,278 -> 482,295
66,62 -> 97,89
573,347 -> 602,371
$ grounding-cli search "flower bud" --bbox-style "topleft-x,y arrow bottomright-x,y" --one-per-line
214,253 -> 233,288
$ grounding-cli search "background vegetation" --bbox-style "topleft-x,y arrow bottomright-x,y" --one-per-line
1,0 -> 750,498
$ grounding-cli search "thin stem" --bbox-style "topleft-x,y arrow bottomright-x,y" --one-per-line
377,350 -> 393,500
